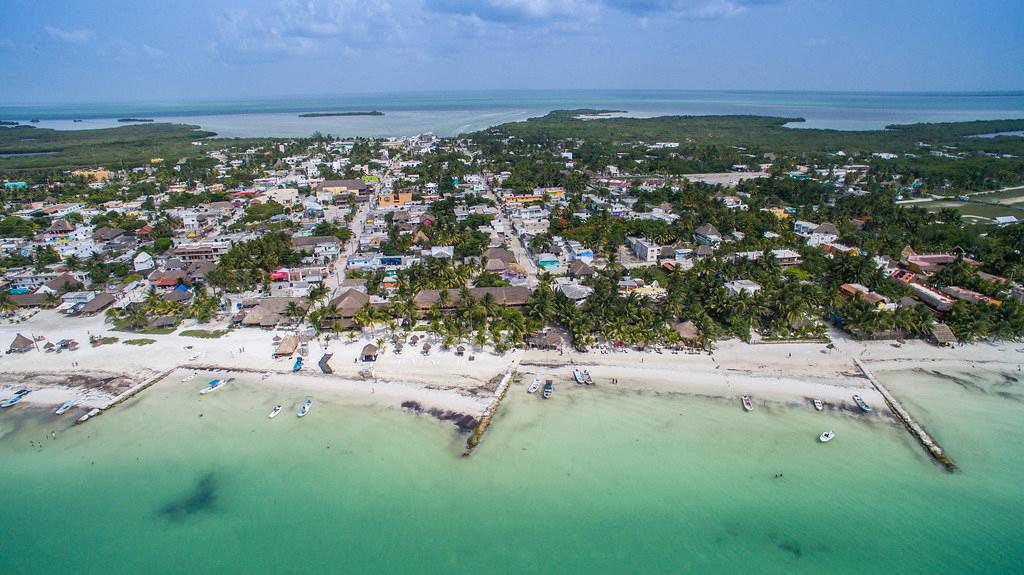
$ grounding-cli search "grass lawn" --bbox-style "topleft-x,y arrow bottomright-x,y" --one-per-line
122,338 -> 157,346
179,329 -> 230,339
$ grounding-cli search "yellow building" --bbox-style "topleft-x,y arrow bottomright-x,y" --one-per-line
378,191 -> 413,209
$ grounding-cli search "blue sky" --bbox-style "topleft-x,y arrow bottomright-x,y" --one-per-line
1,0 -> 1021,102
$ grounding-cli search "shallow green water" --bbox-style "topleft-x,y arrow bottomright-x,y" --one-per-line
1,369 -> 1022,574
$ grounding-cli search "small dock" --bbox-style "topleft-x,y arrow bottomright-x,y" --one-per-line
318,354 -> 334,374
464,364 -> 516,456
77,369 -> 174,424
853,358 -> 956,471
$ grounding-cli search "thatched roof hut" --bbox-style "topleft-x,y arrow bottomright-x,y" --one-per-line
672,321 -> 699,341
274,335 -> 299,357
360,343 -> 379,362
8,333 -> 34,353
930,323 -> 957,347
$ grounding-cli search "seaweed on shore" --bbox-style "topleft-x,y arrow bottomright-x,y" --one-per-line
401,401 -> 478,432
160,472 -> 218,521
917,369 -> 987,393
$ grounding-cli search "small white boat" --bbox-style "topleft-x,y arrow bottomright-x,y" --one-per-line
741,395 -> 753,412
852,394 -> 872,413
813,399 -> 824,411
819,431 -> 835,443
542,381 -> 554,399
77,408 -> 100,424
1,389 -> 30,408
181,372 -> 198,382
572,369 -> 585,385
268,405 -> 283,418
199,379 -> 227,395
55,397 -> 82,415
583,371 -> 594,385
297,399 -> 312,417
527,378 -> 541,394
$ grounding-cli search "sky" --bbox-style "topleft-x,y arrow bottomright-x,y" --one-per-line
1,0 -> 1022,103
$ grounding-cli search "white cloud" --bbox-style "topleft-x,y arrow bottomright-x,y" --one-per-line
44,25 -> 94,44
217,1 -> 408,56
141,44 -> 166,58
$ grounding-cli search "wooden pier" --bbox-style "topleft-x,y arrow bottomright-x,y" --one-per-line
853,358 -> 957,471
77,368 -> 174,424
464,364 -> 516,456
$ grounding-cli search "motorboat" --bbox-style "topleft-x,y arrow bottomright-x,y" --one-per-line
852,394 -> 872,413
55,397 -> 82,415
542,381 -> 554,399
741,395 -> 753,412
77,408 -> 100,424
813,399 -> 824,411
527,378 -> 541,394
819,431 -> 836,443
297,399 -> 312,417
572,369 -> 586,385
199,379 -> 227,395
583,371 -> 594,385
181,372 -> 198,382
268,405 -> 283,418
1,389 -> 30,408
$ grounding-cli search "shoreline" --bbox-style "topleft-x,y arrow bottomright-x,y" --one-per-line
2,312 -> 1022,433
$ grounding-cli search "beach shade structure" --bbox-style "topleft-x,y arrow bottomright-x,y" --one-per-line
672,321 -> 699,346
360,344 -> 379,362
930,323 -> 957,347
43,342 -> 55,351
272,335 -> 282,343
421,342 -> 432,355
274,335 -> 300,357
8,333 -> 35,353
410,335 -> 420,345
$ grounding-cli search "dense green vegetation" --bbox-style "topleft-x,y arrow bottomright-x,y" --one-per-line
476,111 -> 1024,154
207,232 -> 302,292
0,123 -> 215,172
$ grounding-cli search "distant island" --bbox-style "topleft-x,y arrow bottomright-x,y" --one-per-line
118,118 -> 155,123
298,111 -> 385,118
0,121 -> 19,126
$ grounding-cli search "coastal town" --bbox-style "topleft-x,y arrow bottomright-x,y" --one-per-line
1,122 -> 1023,459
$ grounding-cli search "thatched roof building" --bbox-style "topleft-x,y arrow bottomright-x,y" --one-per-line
930,323 -> 957,347
8,333 -> 34,353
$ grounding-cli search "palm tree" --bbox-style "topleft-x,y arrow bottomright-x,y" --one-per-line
284,301 -> 305,324
0,293 -> 17,315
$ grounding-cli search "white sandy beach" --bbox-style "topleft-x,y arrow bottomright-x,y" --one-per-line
2,310 -> 1023,420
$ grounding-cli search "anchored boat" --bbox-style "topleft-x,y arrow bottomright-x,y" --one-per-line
1,389 -> 30,408
527,378 -> 541,394
572,368 -> 586,385
813,399 -> 824,411
268,405 -> 283,418
297,399 -> 312,417
200,379 -> 227,395
741,395 -> 753,412
819,431 -> 835,443
55,397 -> 82,415
542,381 -> 554,399
852,394 -> 872,413
583,370 -> 594,385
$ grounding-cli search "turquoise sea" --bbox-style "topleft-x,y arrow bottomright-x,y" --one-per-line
2,90 -> 1024,137
1,367 -> 1022,574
